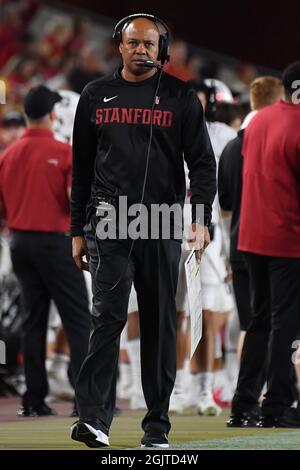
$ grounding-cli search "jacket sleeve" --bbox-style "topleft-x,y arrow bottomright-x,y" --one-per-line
218,144 -> 233,211
218,135 -> 243,212
71,87 -> 97,236
182,87 -> 216,226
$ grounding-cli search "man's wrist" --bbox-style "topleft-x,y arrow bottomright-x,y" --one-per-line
194,218 -> 210,227
191,203 -> 211,227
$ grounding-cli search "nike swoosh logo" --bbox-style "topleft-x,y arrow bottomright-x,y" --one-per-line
103,96 -> 118,102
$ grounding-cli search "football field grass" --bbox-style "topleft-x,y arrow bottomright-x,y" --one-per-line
1,411 -> 300,450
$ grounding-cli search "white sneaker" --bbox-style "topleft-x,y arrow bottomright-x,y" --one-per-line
197,391 -> 222,416
141,432 -> 169,449
70,420 -> 109,448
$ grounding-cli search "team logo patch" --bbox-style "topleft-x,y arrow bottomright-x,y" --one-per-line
48,159 -> 58,166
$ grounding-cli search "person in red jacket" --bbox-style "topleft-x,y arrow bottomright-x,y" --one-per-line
0,85 -> 91,418
229,61 -> 300,428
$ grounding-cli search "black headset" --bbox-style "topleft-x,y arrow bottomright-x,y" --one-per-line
112,13 -> 170,64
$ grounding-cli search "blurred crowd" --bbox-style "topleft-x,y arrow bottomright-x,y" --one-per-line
0,0 -> 267,145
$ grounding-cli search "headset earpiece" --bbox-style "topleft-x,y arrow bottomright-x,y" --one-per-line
113,29 -> 122,46
157,35 -> 170,63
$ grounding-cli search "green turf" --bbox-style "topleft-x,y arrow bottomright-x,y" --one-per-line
0,411 -> 299,450
166,432 -> 300,450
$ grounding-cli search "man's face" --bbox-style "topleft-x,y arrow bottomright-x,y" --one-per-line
119,18 -> 160,75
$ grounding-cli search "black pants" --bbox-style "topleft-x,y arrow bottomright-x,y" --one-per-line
232,266 -> 252,331
75,222 -> 181,434
10,231 -> 91,408
232,252 -> 300,414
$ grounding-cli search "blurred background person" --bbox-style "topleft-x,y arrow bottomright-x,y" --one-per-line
164,40 -> 194,81
0,111 -> 26,153
229,61 -> 300,428
0,85 -> 91,417
218,76 -> 284,362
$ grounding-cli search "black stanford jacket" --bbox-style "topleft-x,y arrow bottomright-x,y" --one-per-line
71,68 -> 216,236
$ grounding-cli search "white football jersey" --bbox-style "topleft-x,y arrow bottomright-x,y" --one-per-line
207,121 -> 237,163
53,90 -> 80,144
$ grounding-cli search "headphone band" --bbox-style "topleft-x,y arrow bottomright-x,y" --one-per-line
113,13 -> 169,40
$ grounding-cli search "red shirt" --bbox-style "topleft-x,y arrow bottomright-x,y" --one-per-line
0,128 -> 72,233
238,100 -> 300,257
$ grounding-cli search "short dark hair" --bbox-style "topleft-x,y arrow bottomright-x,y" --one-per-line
214,102 -> 244,127
24,85 -> 62,120
282,61 -> 300,96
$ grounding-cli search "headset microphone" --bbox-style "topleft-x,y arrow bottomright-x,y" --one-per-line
142,60 -> 163,69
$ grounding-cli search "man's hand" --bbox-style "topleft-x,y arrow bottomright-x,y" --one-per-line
187,223 -> 210,263
72,236 -> 90,271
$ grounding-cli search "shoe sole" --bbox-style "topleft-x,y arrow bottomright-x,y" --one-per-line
141,443 -> 169,449
70,422 -> 109,448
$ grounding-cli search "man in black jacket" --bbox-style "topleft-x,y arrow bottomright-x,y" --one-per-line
70,14 -> 216,448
